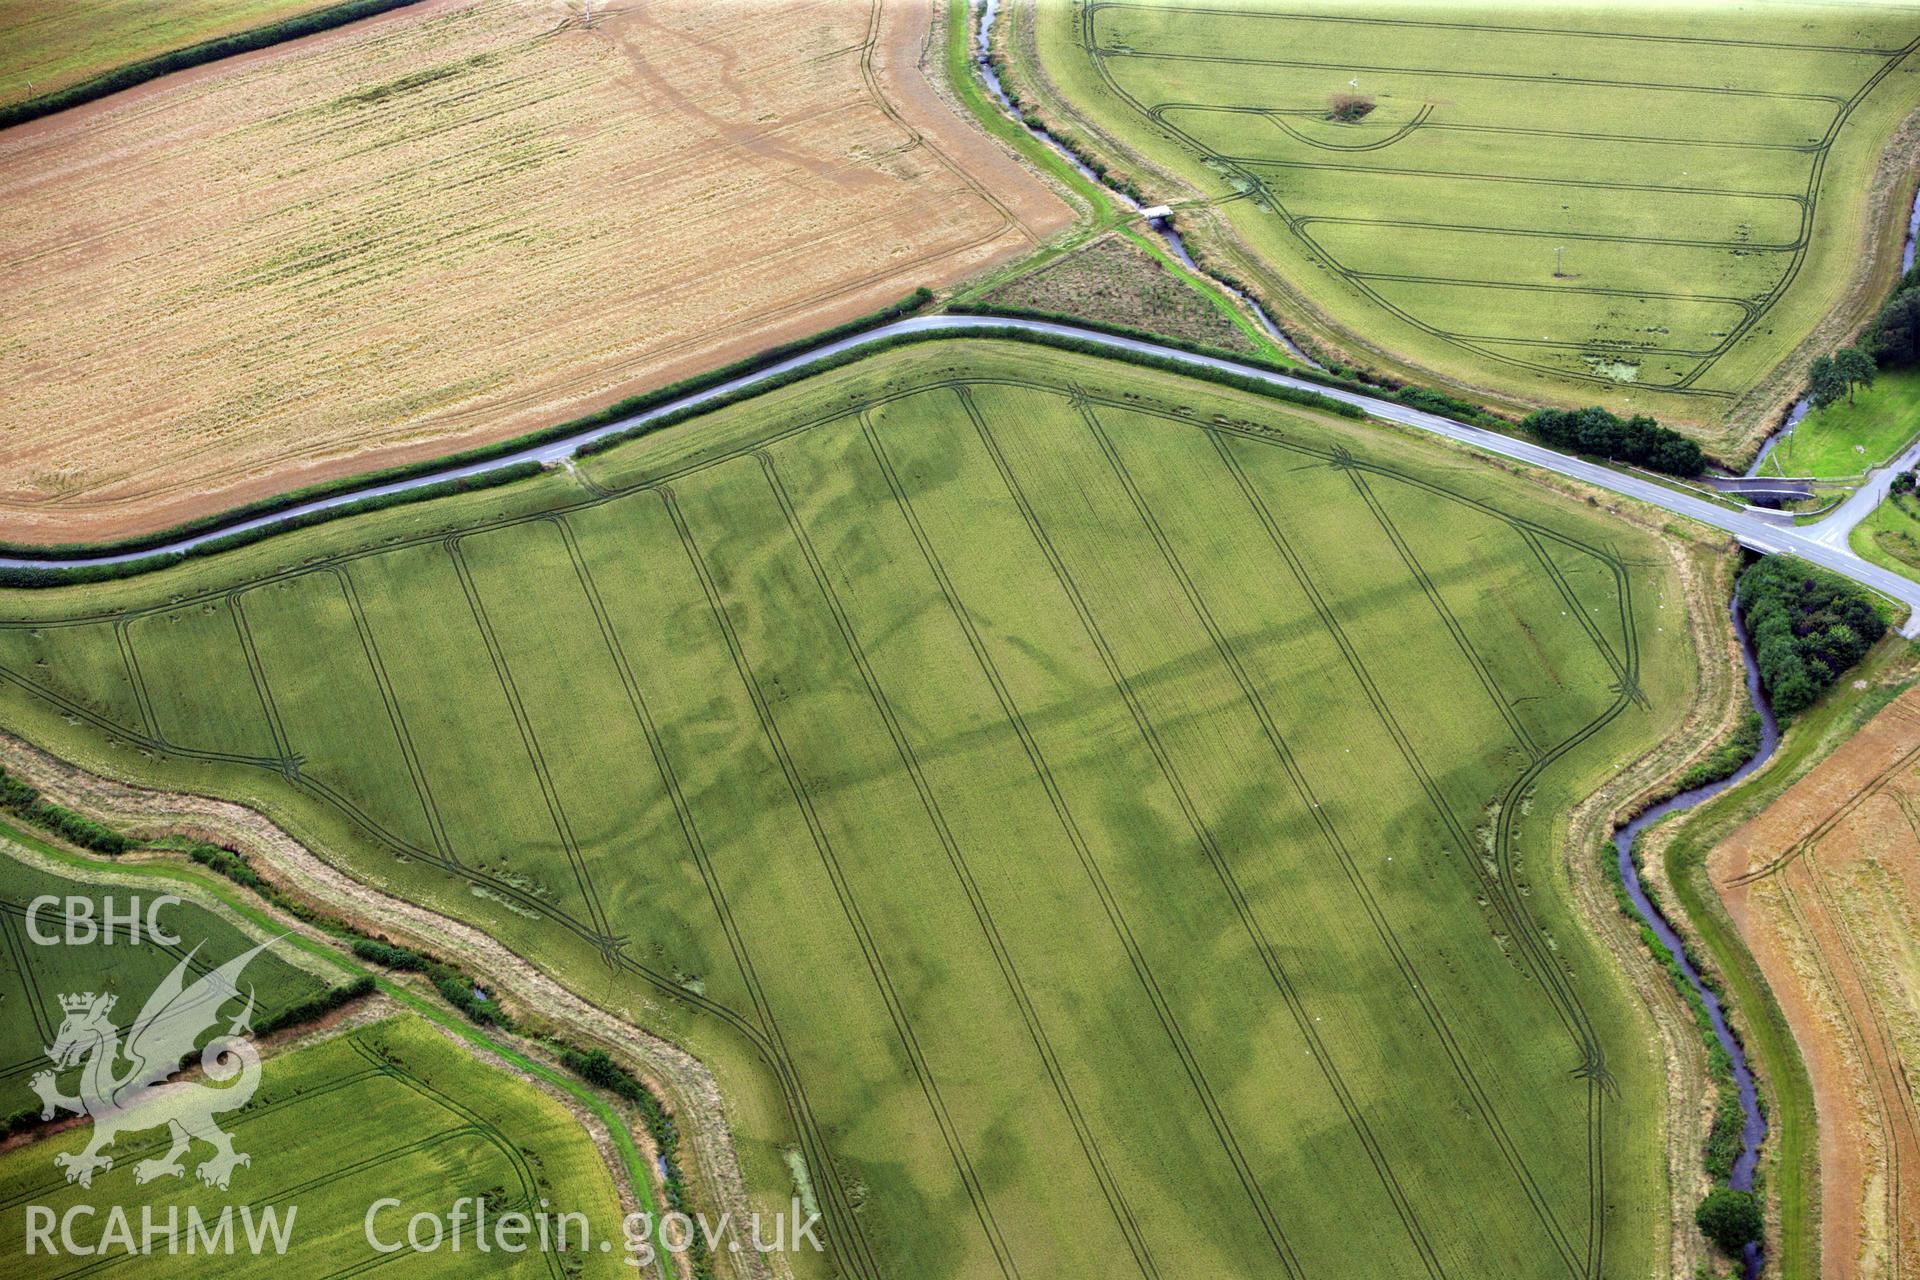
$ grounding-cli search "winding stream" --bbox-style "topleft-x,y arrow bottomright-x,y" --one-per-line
1747,182 -> 1920,476
1612,599 -> 1779,1279
972,0 -> 1319,365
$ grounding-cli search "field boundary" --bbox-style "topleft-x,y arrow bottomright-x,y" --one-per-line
0,0 -> 425,129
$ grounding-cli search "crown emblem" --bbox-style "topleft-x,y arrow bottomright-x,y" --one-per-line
59,992 -> 111,1014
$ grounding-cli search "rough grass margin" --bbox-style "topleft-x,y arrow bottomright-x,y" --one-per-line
0,321 -> 1359,588
0,0 -> 424,129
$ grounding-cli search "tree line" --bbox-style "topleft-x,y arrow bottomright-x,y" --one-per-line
1798,261 -> 1920,412
1521,406 -> 1706,477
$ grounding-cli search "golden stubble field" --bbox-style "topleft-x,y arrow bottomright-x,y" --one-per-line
1712,690 -> 1920,1280
0,0 -> 1068,543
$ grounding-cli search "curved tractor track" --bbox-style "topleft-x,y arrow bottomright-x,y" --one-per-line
1073,1 -> 1920,398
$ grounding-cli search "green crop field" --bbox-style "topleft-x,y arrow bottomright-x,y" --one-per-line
0,1 -> 340,108
0,340 -> 1697,1279
1760,366 -> 1920,477
0,851 -> 334,1106
0,1011 -> 629,1277
1011,0 -> 1920,452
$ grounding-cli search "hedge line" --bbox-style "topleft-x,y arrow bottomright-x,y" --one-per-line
0,461 -> 543,589
0,0 -> 424,130
1522,406 -> 1706,478
352,938 -> 508,1026
1672,711 -> 1764,796
7,315 -> 1363,588
0,764 -> 127,854
577,323 -> 1367,465
1602,832 -> 1752,1194
561,1049 -> 715,1279
950,301 -> 1507,426
0,288 -> 935,563
6,975 -> 377,1138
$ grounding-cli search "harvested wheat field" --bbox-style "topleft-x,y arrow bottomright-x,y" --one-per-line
1713,689 -> 1920,1280
0,0 -> 1067,544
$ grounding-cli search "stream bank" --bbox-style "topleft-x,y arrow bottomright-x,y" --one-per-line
1613,597 -> 1779,1279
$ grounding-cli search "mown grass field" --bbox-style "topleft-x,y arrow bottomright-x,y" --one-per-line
0,851 -> 333,1107
1762,367 -> 1920,477
0,1009 -> 630,1278
0,340 -> 1697,1279
1015,0 -> 1920,450
0,0 -> 337,107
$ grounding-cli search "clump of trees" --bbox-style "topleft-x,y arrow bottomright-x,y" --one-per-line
1695,1187 -> 1763,1256
1807,346 -> 1878,409
1866,264 -> 1920,367
1737,555 -> 1886,716
1522,406 -> 1706,477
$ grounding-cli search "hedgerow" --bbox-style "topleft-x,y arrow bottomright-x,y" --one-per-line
1522,406 -> 1706,477
0,289 -> 935,565
0,462 -> 544,588
577,323 -> 1365,462
0,765 -> 127,854
0,0 -> 425,130
561,1048 -> 714,1279
14,314 -> 1369,588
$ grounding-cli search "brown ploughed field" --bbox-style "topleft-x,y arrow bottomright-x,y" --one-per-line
0,0 -> 1067,544
1713,690 -> 1920,1280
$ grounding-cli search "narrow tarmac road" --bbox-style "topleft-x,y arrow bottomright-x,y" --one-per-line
5,315 -> 1918,635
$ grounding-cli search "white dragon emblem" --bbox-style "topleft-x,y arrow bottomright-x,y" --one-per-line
30,938 -> 273,1190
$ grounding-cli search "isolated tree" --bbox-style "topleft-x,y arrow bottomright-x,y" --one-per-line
1695,1188 -> 1763,1256
1834,346 -> 1877,403
1871,289 -> 1920,366
1808,354 -> 1846,410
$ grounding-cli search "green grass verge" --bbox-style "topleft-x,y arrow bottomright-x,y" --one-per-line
1763,367 -> 1920,479
0,0 -> 422,127
1849,490 -> 1920,583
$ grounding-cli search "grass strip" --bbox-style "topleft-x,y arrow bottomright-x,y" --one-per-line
1,323 -> 1363,588
0,0 -> 424,130
941,0 -> 1287,359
